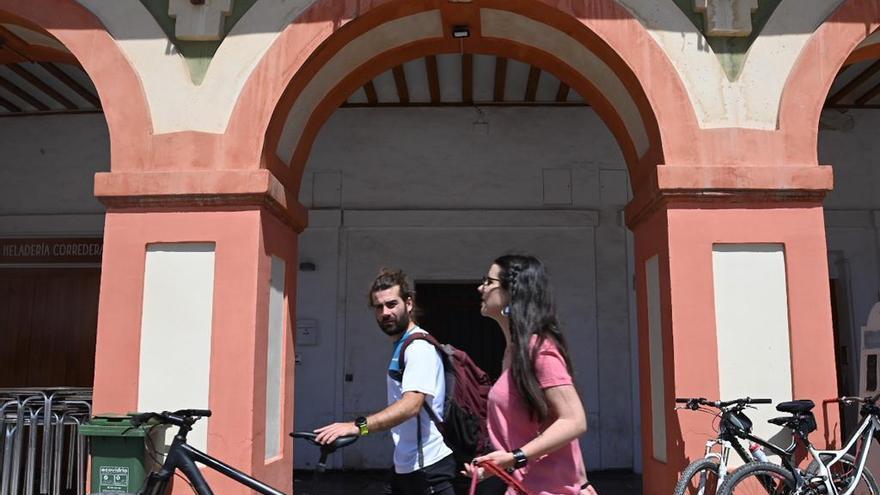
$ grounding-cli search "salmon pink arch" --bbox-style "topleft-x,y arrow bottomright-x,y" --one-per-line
778,0 -> 880,167
0,0 -> 152,172
223,0 -> 698,195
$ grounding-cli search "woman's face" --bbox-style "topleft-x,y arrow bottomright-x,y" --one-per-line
478,263 -> 508,319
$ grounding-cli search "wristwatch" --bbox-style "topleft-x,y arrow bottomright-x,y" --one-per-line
354,416 -> 369,436
511,448 -> 528,470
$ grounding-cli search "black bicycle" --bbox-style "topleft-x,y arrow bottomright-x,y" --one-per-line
719,396 -> 880,495
112,409 -> 357,495
673,397 -> 799,495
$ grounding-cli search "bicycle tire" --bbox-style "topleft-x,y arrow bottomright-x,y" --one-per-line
807,452 -> 879,495
675,458 -> 723,495
718,461 -> 796,495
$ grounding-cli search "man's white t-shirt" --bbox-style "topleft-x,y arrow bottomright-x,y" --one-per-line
387,328 -> 453,473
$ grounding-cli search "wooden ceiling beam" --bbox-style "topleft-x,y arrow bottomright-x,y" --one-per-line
425,55 -> 440,104
555,82 -> 570,102
8,64 -> 77,109
0,25 -> 32,60
391,65 -> 409,104
855,80 -> 880,105
525,66 -> 541,102
462,53 -> 473,104
363,80 -> 378,105
39,62 -> 101,108
493,57 -> 507,102
0,93 -> 21,112
828,59 -> 880,104
0,74 -> 48,110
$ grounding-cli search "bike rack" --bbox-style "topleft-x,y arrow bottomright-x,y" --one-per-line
0,388 -> 92,495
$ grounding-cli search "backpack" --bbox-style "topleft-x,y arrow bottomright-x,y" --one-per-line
393,333 -> 492,463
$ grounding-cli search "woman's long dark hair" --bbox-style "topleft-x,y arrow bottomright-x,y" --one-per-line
495,254 -> 574,423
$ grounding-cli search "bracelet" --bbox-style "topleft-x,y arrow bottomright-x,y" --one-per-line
511,448 -> 528,469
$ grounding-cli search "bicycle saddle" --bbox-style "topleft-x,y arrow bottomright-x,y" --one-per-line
290,431 -> 358,452
775,399 -> 815,413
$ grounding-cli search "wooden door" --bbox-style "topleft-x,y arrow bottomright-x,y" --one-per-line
0,267 -> 100,387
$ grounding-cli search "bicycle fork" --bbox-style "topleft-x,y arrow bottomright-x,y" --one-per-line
704,439 -> 733,490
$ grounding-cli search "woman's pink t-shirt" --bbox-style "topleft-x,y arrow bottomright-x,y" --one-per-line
487,336 -> 588,495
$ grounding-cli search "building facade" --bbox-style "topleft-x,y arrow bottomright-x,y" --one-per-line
2,1 -> 880,493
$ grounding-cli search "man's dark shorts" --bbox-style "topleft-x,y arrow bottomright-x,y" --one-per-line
384,454 -> 507,495
385,454 -> 457,495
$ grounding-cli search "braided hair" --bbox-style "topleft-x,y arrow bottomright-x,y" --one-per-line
494,254 -> 574,422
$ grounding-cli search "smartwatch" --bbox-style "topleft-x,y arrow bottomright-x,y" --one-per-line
354,416 -> 369,436
511,448 -> 528,470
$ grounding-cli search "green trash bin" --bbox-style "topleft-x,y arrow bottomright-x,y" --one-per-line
80,414 -> 168,494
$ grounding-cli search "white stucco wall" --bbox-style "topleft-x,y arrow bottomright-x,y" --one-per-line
820,109 -> 880,401
0,113 -> 108,236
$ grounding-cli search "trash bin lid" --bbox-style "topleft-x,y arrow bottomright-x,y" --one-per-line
79,414 -> 149,437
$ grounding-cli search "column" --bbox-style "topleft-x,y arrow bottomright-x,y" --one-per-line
629,188 -> 838,494
91,171 -> 305,494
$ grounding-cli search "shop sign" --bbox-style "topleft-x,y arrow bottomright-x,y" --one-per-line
0,238 -> 103,264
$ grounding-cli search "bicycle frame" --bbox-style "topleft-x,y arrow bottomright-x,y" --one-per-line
139,434 -> 286,495
804,413 -> 880,495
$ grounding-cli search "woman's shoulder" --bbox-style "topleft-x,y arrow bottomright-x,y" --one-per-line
528,333 -> 562,354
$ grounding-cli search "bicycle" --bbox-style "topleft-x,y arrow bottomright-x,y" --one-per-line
107,409 -> 358,495
718,395 -> 880,495
673,397 -> 798,495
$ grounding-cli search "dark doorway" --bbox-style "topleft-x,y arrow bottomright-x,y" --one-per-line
829,278 -> 856,436
415,282 -> 505,381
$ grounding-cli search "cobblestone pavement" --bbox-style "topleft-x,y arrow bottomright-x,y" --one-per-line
293,469 -> 642,494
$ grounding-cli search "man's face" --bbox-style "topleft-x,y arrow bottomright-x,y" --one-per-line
371,286 -> 412,337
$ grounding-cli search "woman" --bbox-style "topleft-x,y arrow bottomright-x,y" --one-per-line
467,254 -> 596,495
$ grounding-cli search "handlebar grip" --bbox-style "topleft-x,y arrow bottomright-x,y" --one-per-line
675,398 -> 691,403
173,409 -> 212,418
129,412 -> 156,427
750,398 -> 773,404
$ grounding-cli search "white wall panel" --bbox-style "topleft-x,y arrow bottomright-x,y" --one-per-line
265,256 -> 286,461
139,243 -> 215,452
645,255 -> 666,462
713,244 -> 792,452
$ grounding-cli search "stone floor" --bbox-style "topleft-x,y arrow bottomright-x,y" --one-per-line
293,469 -> 642,494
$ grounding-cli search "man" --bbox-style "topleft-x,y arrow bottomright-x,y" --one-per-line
315,268 -> 456,495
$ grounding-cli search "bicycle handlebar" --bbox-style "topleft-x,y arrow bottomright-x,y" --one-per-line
130,409 -> 212,428
675,397 -> 772,410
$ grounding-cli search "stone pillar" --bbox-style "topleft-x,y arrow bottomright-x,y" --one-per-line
91,170 -> 305,494
627,167 -> 838,494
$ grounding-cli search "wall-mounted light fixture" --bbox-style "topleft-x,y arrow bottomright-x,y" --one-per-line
452,25 -> 470,38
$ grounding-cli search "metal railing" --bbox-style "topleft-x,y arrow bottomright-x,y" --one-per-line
0,388 -> 92,495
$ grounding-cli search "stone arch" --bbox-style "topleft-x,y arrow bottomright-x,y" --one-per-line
219,0 -> 697,198
778,0 -> 880,166
0,0 -> 152,172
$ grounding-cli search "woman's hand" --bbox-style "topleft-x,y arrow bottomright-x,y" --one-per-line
462,450 -> 515,481
474,449 -> 516,470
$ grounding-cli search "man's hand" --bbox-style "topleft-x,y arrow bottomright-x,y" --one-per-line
314,422 -> 359,445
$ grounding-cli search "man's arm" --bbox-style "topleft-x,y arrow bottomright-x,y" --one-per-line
313,391 -> 425,444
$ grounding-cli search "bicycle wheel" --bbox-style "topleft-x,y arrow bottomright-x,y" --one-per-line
674,458 -> 722,495
719,462 -> 795,495
807,453 -> 879,495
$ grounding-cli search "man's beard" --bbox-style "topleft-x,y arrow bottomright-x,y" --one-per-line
379,313 -> 410,337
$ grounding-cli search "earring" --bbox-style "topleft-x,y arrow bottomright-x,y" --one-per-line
502,306 -> 510,316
